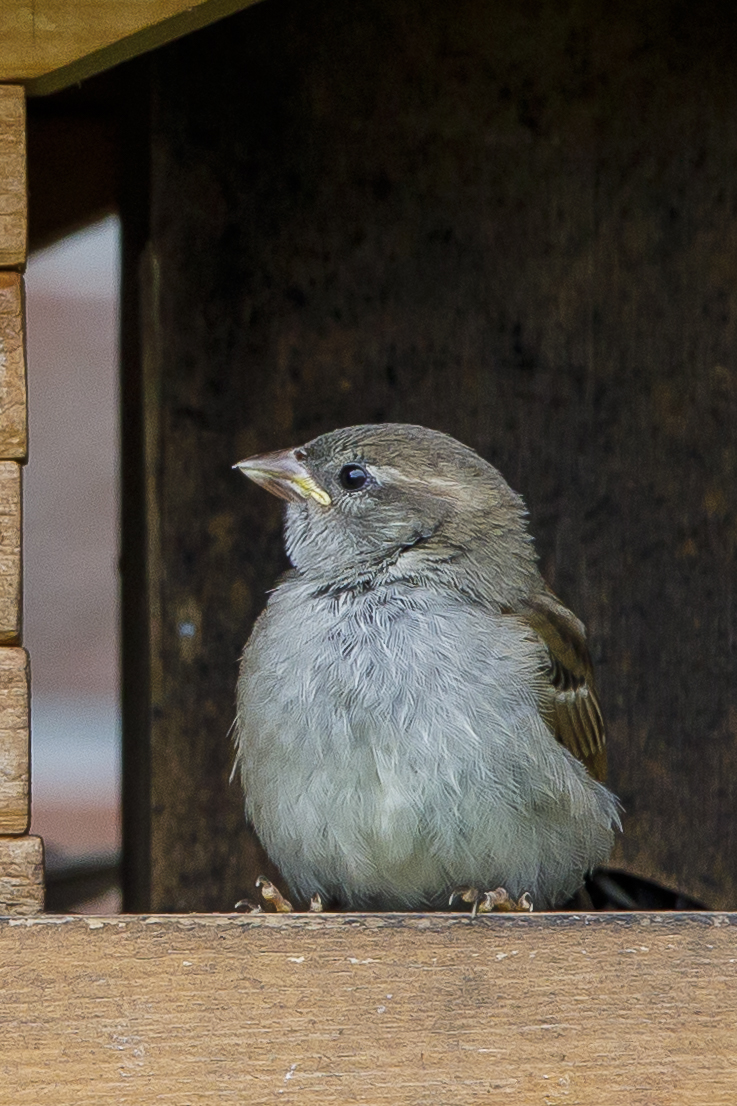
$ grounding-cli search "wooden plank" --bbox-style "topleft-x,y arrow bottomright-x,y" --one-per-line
0,86 -> 25,269
0,834 -> 42,915
0,648 -> 29,834
0,912 -> 735,1104
0,462 -> 20,645
0,273 -> 27,458
0,1 -> 262,96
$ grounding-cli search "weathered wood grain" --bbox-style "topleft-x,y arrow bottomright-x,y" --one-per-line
0,834 -> 42,915
0,912 -> 735,1105
0,462 -> 20,645
0,86 -> 26,269
0,273 -> 27,459
0,1 -> 262,96
0,648 -> 29,834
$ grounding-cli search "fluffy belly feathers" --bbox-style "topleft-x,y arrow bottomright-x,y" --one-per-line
236,582 -> 618,908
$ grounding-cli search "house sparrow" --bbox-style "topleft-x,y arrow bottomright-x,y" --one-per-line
234,424 -> 620,911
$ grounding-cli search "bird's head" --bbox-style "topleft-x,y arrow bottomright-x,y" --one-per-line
235,423 -> 538,603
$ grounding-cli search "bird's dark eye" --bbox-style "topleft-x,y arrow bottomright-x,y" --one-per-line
339,464 -> 369,490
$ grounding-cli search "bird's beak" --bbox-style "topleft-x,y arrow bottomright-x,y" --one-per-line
233,448 -> 331,506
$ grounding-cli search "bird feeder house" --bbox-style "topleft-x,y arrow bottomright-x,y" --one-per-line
0,1 -> 736,1101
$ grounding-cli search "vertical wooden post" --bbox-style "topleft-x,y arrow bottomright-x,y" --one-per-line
0,85 -> 43,916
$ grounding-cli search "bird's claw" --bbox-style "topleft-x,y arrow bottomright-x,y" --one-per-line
234,897 -> 263,913
449,886 -> 482,912
242,878 -> 324,913
255,875 -> 294,913
477,887 -> 533,913
450,885 -> 533,916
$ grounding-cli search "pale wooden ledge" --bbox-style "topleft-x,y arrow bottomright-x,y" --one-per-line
0,911 -> 735,1104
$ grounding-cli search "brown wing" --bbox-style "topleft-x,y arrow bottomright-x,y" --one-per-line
514,588 -> 607,783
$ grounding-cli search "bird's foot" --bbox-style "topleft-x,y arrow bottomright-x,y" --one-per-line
233,876 -> 292,914
235,878 -> 325,914
478,887 -> 533,914
255,875 -> 294,912
449,886 -> 534,917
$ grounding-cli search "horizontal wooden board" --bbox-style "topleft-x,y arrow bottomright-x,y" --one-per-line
0,911 -> 735,1104
0,1 -> 262,96
0,834 -> 42,915
0,86 -> 26,268
0,273 -> 27,458
0,462 -> 20,644
0,648 -> 29,833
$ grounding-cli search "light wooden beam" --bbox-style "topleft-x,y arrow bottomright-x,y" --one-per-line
0,463 -> 21,646
0,273 -> 27,458
0,87 -> 26,268
0,0 -> 263,96
0,835 -> 42,914
0,649 -> 29,834
0,84 -> 32,905
0,912 -> 735,1103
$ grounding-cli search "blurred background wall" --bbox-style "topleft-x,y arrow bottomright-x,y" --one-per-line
25,217 -> 121,910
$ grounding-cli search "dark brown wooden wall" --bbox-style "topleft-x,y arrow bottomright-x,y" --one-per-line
122,0 -> 737,911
